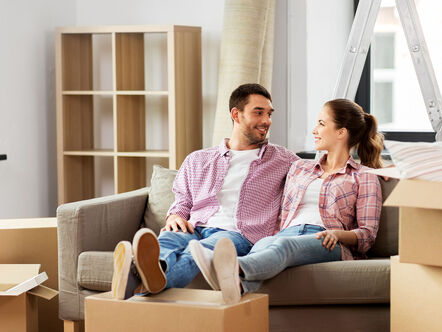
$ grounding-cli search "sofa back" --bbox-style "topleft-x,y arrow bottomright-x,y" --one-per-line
143,166 -> 399,257
367,177 -> 399,257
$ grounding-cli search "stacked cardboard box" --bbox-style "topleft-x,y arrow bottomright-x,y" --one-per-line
383,179 -> 442,332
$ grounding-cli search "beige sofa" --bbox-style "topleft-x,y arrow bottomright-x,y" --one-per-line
57,166 -> 398,331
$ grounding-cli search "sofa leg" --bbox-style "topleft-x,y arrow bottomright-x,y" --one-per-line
64,320 -> 84,332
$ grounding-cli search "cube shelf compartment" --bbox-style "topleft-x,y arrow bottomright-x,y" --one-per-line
56,25 -> 202,204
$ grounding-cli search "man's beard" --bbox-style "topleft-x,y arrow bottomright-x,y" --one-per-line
243,126 -> 268,145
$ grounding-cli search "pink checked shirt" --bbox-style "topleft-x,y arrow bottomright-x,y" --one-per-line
279,156 -> 382,260
167,139 -> 298,244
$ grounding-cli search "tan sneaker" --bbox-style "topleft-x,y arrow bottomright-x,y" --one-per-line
132,228 -> 167,294
111,241 -> 139,300
189,240 -> 220,290
213,238 -> 241,304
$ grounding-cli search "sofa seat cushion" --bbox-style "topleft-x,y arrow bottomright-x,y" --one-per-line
78,251 -> 114,291
78,252 -> 390,306
257,259 -> 391,305
78,250 -> 212,292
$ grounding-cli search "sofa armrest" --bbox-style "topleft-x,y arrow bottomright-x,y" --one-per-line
56,187 -> 148,320
57,187 -> 149,252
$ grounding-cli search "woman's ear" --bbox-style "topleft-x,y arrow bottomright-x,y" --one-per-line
337,127 -> 348,140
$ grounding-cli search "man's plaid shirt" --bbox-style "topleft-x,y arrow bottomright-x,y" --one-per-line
167,139 -> 298,244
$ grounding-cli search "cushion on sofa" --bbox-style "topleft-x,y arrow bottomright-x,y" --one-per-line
77,251 -> 114,291
77,251 -> 212,292
253,259 -> 390,305
143,165 -> 178,235
77,251 -> 390,306
367,177 -> 399,257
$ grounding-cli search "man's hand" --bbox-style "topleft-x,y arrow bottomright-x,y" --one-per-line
316,230 -> 339,251
162,214 -> 194,234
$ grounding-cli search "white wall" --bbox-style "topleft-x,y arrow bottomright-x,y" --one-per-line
0,0 -> 352,218
0,0 -> 75,218
288,0 -> 354,152
75,0 -> 225,149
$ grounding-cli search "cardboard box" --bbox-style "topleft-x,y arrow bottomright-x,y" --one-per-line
391,256 -> 442,332
85,288 -> 268,332
0,217 -> 62,332
383,179 -> 442,267
0,264 -> 58,332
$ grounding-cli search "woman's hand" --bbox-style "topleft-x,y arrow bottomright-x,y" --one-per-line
316,230 -> 340,251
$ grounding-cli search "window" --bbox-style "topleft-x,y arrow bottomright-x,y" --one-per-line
355,0 -> 441,142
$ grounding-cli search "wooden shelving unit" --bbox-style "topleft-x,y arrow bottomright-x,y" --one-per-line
56,25 -> 202,204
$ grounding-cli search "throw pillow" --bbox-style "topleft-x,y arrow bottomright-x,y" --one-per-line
143,165 -> 178,235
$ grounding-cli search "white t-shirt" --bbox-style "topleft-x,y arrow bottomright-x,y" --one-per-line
201,148 -> 260,232
286,178 -> 324,228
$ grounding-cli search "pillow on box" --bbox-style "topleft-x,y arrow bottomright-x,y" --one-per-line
384,140 -> 442,181
143,165 -> 178,235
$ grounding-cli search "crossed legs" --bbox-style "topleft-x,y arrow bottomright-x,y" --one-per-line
111,226 -> 252,299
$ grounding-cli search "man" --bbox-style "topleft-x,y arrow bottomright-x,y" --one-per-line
112,83 -> 298,300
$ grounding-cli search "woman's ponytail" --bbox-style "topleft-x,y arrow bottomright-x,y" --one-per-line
357,113 -> 384,169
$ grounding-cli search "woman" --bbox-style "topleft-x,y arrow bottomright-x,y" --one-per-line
190,98 -> 384,304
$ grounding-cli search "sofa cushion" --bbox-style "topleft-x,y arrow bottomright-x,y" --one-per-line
77,251 -> 211,292
77,251 -> 114,291
368,177 -> 399,257
143,165 -> 178,234
189,258 -> 391,305
254,259 -> 390,305
78,252 -> 390,306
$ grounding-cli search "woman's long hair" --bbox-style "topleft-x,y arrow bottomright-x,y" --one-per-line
324,99 -> 384,169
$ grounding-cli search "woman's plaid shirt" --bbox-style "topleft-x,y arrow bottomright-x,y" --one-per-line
279,156 -> 382,260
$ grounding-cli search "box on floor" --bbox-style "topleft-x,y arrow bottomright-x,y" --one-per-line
0,217 -> 61,332
391,256 -> 442,332
85,288 -> 268,332
0,264 -> 58,332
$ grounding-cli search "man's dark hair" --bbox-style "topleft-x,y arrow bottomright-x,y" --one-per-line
229,83 -> 272,112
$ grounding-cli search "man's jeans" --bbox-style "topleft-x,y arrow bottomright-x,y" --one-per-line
238,224 -> 342,293
158,226 -> 252,288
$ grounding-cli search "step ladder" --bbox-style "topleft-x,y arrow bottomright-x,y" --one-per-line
334,0 -> 442,141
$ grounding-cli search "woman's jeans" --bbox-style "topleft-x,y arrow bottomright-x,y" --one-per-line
158,226 -> 252,288
238,224 -> 342,293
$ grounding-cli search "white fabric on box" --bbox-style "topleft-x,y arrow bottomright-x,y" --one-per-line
384,140 -> 442,182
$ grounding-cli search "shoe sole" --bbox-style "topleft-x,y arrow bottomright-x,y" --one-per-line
189,240 -> 220,291
213,238 -> 241,304
133,229 -> 166,294
112,241 -> 132,300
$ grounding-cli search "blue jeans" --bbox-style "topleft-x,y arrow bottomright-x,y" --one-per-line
158,226 -> 252,288
238,224 -> 342,293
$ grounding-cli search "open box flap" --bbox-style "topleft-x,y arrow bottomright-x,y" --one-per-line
0,264 -> 41,285
0,268 -> 48,296
384,179 -> 442,210
28,284 -> 58,300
